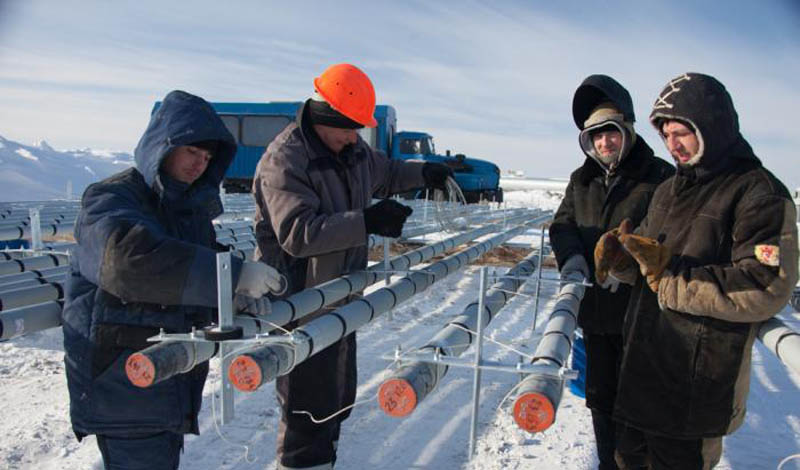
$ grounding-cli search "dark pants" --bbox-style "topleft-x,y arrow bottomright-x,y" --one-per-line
616,423 -> 723,470
276,334 -> 357,469
584,333 -> 624,470
96,432 -> 183,470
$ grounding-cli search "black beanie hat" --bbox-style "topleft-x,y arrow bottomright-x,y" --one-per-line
307,99 -> 364,129
190,139 -> 219,156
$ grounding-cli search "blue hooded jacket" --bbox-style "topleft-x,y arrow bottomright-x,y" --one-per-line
62,90 -> 239,438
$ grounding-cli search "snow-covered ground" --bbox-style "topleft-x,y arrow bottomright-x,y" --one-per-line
1,191 -> 799,469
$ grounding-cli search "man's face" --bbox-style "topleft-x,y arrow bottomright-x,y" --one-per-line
313,124 -> 359,154
162,145 -> 212,184
661,120 -> 700,164
591,128 -> 623,165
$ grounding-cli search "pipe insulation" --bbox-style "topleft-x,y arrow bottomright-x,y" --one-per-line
0,301 -> 63,341
758,315 -> 800,377
378,249 -> 541,417
126,212 -> 549,389
227,217 -> 547,392
511,268 -> 585,433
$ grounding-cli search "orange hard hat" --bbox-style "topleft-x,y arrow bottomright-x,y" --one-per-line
313,63 -> 378,128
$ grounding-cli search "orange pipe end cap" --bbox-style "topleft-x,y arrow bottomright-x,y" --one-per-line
378,378 -> 417,417
126,353 -> 155,388
513,392 -> 555,433
228,355 -> 262,392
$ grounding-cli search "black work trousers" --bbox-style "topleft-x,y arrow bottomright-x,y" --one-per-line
584,333 -> 624,470
615,422 -> 723,470
276,333 -> 357,469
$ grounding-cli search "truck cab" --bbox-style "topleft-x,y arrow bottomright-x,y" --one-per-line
392,131 -> 502,203
155,100 -> 502,202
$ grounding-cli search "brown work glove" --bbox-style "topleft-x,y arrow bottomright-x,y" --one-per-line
620,234 -> 672,292
594,219 -> 637,287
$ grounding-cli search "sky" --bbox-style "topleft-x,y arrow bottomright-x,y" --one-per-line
1,0 -> 799,187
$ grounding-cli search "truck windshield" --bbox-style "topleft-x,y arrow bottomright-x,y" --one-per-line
399,137 -> 435,155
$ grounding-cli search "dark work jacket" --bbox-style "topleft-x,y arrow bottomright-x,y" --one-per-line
550,138 -> 674,334
62,91 -> 240,438
252,101 -> 424,313
614,73 -> 798,438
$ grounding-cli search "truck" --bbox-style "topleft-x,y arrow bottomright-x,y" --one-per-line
161,101 -> 501,202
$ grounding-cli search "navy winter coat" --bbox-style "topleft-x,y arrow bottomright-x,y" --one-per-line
62,90 -> 239,438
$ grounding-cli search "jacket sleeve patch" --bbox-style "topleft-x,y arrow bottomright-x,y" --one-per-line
754,244 -> 780,266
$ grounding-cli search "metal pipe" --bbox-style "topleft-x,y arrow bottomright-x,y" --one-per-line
0,254 -> 69,276
378,250 -> 540,417
758,315 -> 800,376
0,301 -> 63,341
0,274 -> 66,294
0,266 -> 69,286
126,340 -> 217,387
227,218 -> 546,392
234,212 -> 548,334
511,269 -> 585,433
0,281 -> 64,311
132,214 -> 549,389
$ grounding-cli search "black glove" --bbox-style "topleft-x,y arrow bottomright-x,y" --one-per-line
422,162 -> 454,190
363,199 -> 413,238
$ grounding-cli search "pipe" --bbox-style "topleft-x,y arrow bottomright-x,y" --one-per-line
0,301 -> 63,341
758,315 -> 800,377
227,217 -> 547,392
130,212 -> 548,389
511,269 -> 585,433
0,281 -> 64,311
235,211 -> 547,333
378,250 -> 540,417
0,254 -> 69,276
0,275 -> 66,294
126,340 -> 217,387
0,266 -> 69,286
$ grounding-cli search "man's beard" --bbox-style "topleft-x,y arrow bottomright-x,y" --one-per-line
596,150 -> 620,167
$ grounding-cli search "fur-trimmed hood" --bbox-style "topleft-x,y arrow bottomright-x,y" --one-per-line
649,73 -> 756,172
573,75 -> 637,171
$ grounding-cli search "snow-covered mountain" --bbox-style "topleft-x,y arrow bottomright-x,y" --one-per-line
0,134 -> 133,201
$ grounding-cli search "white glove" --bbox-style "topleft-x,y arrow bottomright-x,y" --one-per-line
235,261 -> 286,297
234,294 -> 272,316
560,255 -> 589,282
597,273 -> 621,293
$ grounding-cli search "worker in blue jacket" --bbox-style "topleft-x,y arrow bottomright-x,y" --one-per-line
62,90 -> 282,470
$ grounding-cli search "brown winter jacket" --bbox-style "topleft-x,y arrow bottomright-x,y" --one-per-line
550,137 -> 674,334
614,73 -> 799,439
252,101 -> 425,318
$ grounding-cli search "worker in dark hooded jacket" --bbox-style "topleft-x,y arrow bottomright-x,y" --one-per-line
598,73 -> 798,469
251,63 -> 452,470
549,75 -> 673,469
62,90 -> 282,470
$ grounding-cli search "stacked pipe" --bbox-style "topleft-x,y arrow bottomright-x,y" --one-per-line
511,268 -> 585,433
125,211 -> 548,388
378,249 -> 540,417
0,253 -> 69,276
226,218 -> 545,393
0,222 -> 76,242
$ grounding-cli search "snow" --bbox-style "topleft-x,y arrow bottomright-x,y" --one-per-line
1,191 -> 799,469
0,134 -> 133,201
15,148 -> 39,161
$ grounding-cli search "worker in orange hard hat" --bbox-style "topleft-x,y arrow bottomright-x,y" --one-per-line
250,63 -> 452,469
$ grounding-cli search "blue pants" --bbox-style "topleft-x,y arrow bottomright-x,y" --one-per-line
96,432 -> 183,470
